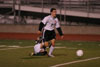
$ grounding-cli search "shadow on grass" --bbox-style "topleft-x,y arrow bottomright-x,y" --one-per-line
21,56 -> 48,60
21,53 -> 68,60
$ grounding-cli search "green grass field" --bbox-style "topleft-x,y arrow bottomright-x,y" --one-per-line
0,40 -> 100,67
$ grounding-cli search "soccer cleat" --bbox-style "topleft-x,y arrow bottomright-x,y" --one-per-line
48,54 -> 55,58
29,52 -> 34,56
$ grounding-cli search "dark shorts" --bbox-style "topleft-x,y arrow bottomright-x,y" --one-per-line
43,30 -> 56,41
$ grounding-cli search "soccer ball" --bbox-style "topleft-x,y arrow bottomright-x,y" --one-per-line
76,50 -> 83,57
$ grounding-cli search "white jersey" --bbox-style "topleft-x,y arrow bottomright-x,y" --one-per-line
42,15 -> 60,31
34,43 -> 44,54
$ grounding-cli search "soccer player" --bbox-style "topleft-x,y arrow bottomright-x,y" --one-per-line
38,8 -> 64,57
33,37 -> 47,56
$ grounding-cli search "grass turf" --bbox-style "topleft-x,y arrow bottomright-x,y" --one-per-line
0,40 -> 100,67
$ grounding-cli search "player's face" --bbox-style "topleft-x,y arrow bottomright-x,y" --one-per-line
51,10 -> 57,18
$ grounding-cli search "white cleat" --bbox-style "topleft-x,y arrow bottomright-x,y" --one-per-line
29,52 -> 34,56
48,54 -> 55,58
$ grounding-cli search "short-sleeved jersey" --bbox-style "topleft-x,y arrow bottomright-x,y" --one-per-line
34,43 -> 41,54
34,43 -> 44,54
42,15 -> 60,30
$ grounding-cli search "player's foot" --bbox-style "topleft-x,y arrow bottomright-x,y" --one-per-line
48,54 -> 55,58
29,52 -> 34,56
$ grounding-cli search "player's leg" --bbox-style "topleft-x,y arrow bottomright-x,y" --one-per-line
48,39 -> 55,57
51,39 -> 55,47
43,41 -> 49,52
48,30 -> 56,57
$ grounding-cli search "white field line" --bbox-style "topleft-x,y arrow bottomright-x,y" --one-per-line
0,46 -> 33,50
50,57 -> 100,67
0,45 -> 6,47
66,47 -> 77,49
8,45 -> 20,48
55,47 -> 77,49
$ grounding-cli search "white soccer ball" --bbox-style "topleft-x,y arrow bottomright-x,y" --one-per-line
76,50 -> 83,57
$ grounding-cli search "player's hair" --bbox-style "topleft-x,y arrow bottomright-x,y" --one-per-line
50,8 -> 56,12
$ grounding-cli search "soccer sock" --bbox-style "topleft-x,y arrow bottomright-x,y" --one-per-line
49,46 -> 54,55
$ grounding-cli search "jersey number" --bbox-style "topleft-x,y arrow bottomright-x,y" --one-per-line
51,24 -> 55,27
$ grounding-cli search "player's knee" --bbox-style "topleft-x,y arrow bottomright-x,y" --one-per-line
51,42 -> 55,46
45,43 -> 49,47
51,43 -> 55,47
45,44 -> 48,47
52,44 -> 55,47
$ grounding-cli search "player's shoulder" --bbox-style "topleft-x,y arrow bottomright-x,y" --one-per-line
44,15 -> 51,18
43,15 -> 50,20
